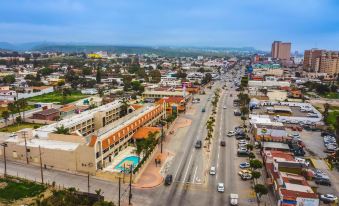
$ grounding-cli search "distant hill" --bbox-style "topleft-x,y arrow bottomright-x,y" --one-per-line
0,42 -> 263,57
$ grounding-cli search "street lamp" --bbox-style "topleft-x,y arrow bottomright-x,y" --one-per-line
0,142 -> 8,177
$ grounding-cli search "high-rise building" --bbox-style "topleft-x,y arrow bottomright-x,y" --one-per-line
271,41 -> 291,60
303,49 -> 339,74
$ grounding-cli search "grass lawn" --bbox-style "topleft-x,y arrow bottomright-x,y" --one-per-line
0,123 -> 44,132
321,92 -> 339,99
0,177 -> 46,203
0,105 -> 35,117
26,91 -> 89,104
326,110 -> 339,128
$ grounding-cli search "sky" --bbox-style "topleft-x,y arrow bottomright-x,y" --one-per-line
0,0 -> 339,51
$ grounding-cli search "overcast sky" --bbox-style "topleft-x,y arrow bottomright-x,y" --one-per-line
1,0 -> 339,51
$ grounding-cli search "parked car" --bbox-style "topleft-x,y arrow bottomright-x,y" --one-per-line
227,131 -> 236,137
217,183 -> 225,192
239,162 -> 250,169
238,169 -> 251,176
164,174 -> 173,185
240,173 -> 252,180
320,194 -> 338,203
315,178 -> 331,186
237,149 -> 250,157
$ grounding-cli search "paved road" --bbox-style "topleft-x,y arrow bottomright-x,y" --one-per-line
0,67 -> 256,206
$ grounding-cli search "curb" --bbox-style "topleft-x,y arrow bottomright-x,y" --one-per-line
132,177 -> 164,189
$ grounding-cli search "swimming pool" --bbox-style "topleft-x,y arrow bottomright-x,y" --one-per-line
114,156 -> 140,172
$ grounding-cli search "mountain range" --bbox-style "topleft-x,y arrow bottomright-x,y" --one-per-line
0,42 -> 264,57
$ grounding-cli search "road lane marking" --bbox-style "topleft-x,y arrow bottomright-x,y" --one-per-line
192,166 -> 198,183
183,148 -> 194,182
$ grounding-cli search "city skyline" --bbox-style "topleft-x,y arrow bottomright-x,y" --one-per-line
0,0 -> 339,51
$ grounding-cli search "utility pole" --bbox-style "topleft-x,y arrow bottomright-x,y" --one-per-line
87,172 -> 90,193
128,165 -> 133,205
1,143 -> 7,177
22,131 -> 29,164
160,126 -> 164,154
118,177 -> 121,206
39,146 -> 43,183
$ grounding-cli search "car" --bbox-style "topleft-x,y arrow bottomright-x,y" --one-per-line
229,193 -> 239,205
195,140 -> 202,149
217,183 -> 225,192
164,174 -> 173,185
238,140 -> 248,144
239,162 -> 250,168
210,166 -> 216,175
220,140 -> 226,146
315,178 -> 331,186
320,194 -> 338,203
238,143 -> 248,148
240,173 -> 252,180
227,131 -> 236,137
238,169 -> 251,176
223,106 -> 227,109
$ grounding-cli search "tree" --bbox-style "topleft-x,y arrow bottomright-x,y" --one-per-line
250,159 -> 263,170
82,67 -> 92,76
54,125 -> 70,134
254,184 -> 268,199
148,69 -> 161,83
39,67 -> 54,76
202,73 -> 212,84
3,75 -> 15,84
248,152 -> 255,159
96,68 -> 102,83
246,144 -> 254,151
61,88 -> 71,105
7,102 -> 17,123
1,111 -> 10,126
251,171 -> 261,183
323,103 -> 330,122
119,98 -> 129,117
17,99 -> 28,120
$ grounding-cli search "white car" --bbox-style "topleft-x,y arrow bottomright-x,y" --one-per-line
227,131 -> 236,137
238,143 -> 248,148
320,194 -> 338,203
217,183 -> 225,192
223,106 -> 227,109
210,166 -> 216,175
238,140 -> 248,144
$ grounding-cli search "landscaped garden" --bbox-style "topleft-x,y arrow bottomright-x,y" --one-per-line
0,122 -> 44,132
0,177 -> 46,204
26,90 -> 89,104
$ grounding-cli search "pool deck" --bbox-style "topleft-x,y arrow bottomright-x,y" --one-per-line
103,146 -> 137,173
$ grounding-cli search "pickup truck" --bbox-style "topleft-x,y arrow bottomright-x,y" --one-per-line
230,193 -> 239,205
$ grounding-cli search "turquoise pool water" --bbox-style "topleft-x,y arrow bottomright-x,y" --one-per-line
114,156 -> 140,172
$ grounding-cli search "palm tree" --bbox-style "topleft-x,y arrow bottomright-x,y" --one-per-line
119,97 -> 129,117
61,88 -> 71,105
17,99 -> 28,120
7,102 -> 17,124
54,125 -> 70,134
1,111 -> 10,126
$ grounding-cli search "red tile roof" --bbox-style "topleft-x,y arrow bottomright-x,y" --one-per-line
132,127 -> 161,140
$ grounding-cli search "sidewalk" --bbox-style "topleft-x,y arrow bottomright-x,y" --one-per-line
133,112 -> 192,189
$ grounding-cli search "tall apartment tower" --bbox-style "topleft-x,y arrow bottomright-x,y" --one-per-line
271,41 -> 291,60
303,49 -> 339,74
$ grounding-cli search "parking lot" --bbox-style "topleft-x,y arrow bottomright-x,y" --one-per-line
298,130 -> 327,158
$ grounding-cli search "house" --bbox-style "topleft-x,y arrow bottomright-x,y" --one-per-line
0,90 -> 17,101
32,108 -> 60,121
59,104 -> 77,118
156,96 -> 186,114
263,151 -> 319,206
